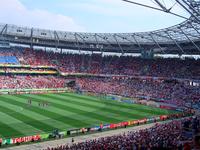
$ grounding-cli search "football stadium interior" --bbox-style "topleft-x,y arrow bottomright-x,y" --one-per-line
0,0 -> 199,149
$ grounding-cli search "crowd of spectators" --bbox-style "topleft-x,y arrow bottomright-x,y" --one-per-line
76,77 -> 200,107
0,48 -> 199,149
0,75 -> 67,89
0,48 -> 199,79
0,48 -> 198,107
22,49 -> 200,80
46,116 -> 200,150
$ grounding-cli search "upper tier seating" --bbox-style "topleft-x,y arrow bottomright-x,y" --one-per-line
0,56 -> 19,64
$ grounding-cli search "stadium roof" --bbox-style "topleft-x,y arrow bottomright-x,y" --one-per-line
0,0 -> 200,55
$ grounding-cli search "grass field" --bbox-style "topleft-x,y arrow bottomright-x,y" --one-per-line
0,92 -> 175,138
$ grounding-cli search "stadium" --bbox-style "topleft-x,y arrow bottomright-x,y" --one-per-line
0,0 -> 199,149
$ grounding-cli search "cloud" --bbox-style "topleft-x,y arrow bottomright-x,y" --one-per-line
0,0 -> 189,33
0,0 -> 86,32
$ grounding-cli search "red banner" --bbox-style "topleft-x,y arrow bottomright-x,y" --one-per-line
121,122 -> 128,126
110,123 -> 116,129
138,118 -> 147,124
12,135 -> 41,144
110,122 -> 128,129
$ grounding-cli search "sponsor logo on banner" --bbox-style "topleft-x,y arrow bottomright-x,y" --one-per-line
122,122 -> 128,126
115,123 -> 122,128
138,118 -> 147,124
12,135 -> 40,144
2,138 -> 12,145
110,122 -> 128,129
110,123 -> 116,129
128,120 -> 138,125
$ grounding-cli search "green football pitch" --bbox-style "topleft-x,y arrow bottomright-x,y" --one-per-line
0,92 -> 175,138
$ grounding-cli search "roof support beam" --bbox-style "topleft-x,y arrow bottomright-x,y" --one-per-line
116,34 -> 145,53
149,33 -> 165,54
113,34 -> 124,54
30,28 -> 33,49
181,0 -> 200,16
175,0 -> 200,23
54,31 -> 60,50
179,27 -> 200,52
54,31 -> 60,41
153,0 -> 169,12
74,33 -> 81,52
0,24 -> 7,35
94,33 -> 103,53
96,34 -> 114,49
76,33 -> 87,45
189,23 -> 200,37
151,32 -> 173,42
172,27 -> 200,39
115,34 -> 139,45
165,31 -> 185,54
131,34 -> 142,49
134,33 -> 154,42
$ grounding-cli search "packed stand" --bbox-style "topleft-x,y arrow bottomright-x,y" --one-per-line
0,75 -> 67,89
0,48 -> 199,107
46,116 -> 200,150
22,49 -> 200,80
0,48 -> 199,79
76,77 -> 200,107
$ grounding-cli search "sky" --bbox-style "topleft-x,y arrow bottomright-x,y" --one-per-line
0,0 -> 189,33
